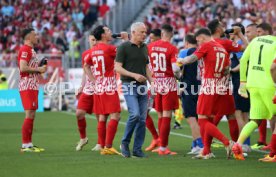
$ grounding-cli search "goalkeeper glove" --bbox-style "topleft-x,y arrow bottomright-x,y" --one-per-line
238,82 -> 248,98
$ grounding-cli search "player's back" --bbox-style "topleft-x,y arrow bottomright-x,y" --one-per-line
196,40 -> 230,79
148,40 -> 178,78
245,35 -> 276,89
90,43 -> 116,78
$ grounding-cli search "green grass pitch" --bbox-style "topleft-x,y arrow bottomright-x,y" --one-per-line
0,111 -> 274,177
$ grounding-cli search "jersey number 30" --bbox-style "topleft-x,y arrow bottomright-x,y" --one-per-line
151,53 -> 166,72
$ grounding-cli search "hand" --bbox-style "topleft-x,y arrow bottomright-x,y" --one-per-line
38,65 -> 47,73
223,66 -> 231,76
233,26 -> 241,35
120,32 -> 129,40
133,73 -> 147,83
238,82 -> 248,98
76,87 -> 83,99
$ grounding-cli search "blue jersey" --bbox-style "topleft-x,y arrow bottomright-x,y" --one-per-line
179,48 -> 200,91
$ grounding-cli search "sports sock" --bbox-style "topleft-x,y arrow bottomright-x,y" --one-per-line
228,119 -> 239,142
146,114 -> 159,139
191,140 -> 197,148
258,120 -> 267,144
158,117 -> 163,134
269,134 -> 276,157
244,137 -> 251,146
160,117 -> 171,147
97,121 -> 106,148
77,118 -> 86,139
198,119 -> 209,154
237,121 -> 258,144
204,120 -> 229,146
105,119 -> 119,148
213,115 -> 223,126
22,118 -> 34,144
195,137 -> 204,148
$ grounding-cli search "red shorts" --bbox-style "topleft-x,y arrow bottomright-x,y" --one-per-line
197,94 -> 235,116
93,92 -> 121,115
20,90 -> 38,110
77,93 -> 94,114
154,91 -> 179,112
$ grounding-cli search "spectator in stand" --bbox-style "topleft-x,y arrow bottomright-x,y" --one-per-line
72,7 -> 85,31
99,0 -> 110,17
1,0 -> 14,17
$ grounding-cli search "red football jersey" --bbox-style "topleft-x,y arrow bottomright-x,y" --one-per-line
214,38 -> 241,53
81,49 -> 95,95
85,43 -> 117,93
148,40 -> 178,78
148,40 -> 178,93
17,45 -> 39,91
193,40 -> 230,95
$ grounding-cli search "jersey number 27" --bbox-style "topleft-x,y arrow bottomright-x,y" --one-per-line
92,56 -> 105,76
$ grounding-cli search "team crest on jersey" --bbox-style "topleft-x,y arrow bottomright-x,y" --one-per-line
21,52 -> 28,58
84,54 -> 90,62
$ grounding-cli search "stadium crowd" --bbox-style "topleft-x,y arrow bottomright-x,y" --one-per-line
144,0 -> 276,48
0,0 -> 115,56
3,0 -> 276,163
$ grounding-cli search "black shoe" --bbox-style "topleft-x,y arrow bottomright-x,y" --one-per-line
120,144 -> 131,158
173,122 -> 182,129
133,150 -> 147,158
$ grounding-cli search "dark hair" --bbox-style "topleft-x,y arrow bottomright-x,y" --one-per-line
231,23 -> 245,35
22,27 -> 35,39
194,28 -> 211,37
185,34 -> 197,45
207,19 -> 220,34
257,22 -> 273,35
161,24 -> 173,34
150,28 -> 161,37
246,23 -> 257,28
92,25 -> 105,41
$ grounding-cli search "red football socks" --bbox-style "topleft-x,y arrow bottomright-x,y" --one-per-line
258,120 -> 267,144
97,121 -> 106,148
22,118 -> 34,144
228,119 -> 239,142
158,117 -> 163,134
269,134 -> 276,157
105,119 -> 119,148
159,117 -> 171,147
146,114 -> 159,140
213,115 -> 223,126
205,120 -> 229,146
77,118 -> 87,139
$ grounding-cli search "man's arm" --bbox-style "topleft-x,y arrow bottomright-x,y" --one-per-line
231,64 -> 240,73
115,62 -> 147,83
146,64 -> 153,83
233,26 -> 248,51
177,54 -> 198,66
83,63 -> 95,82
20,60 -> 46,73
